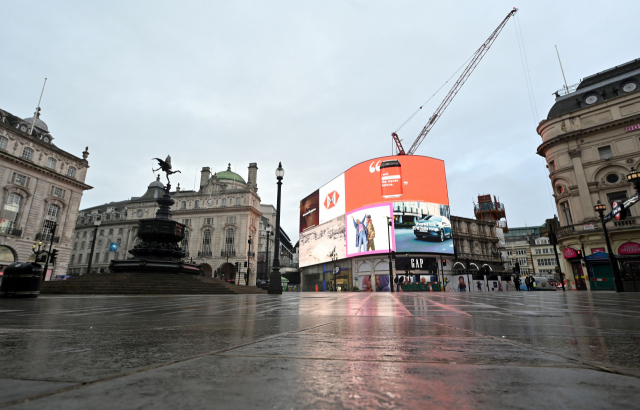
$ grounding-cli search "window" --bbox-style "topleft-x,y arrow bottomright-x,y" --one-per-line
195,200 -> 200,208
67,167 -> 76,178
202,229 -> 211,255
221,198 -> 227,207
75,232 -> 79,238
517,257 -> 528,266
70,255 -> 75,265
80,241 -> 85,250
99,229 -> 104,236
606,174 -> 620,184
556,185 -> 565,194
22,147 -> 34,161
182,219 -> 191,226
181,201 -> 186,209
94,253 -> 100,263
181,230 -> 190,251
536,258 -> 556,266
0,136 -> 7,150
83,231 -> 87,238
598,146 -> 613,160
109,229 -> 113,235
515,249 -> 526,256
204,218 -> 213,225
520,268 -> 530,274
118,228 -> 123,234
560,201 -> 573,225
11,173 -> 30,187
73,242 -> 77,250
607,191 -> 632,218
236,198 -> 241,206
46,157 -> 57,169
103,253 -> 109,263
78,254 -> 83,264
41,204 -> 60,241
117,238 -> 121,246
0,192 -> 23,232
50,186 -> 66,198
506,250 -> 513,256
225,229 -> 235,254
226,216 -> 236,224
97,239 -> 102,249
548,160 -> 556,172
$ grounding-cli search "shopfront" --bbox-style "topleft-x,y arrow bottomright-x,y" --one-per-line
564,247 -> 587,290
585,252 -> 614,290
618,242 -> 640,292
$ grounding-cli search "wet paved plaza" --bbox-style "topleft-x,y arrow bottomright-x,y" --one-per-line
2,291 -> 640,409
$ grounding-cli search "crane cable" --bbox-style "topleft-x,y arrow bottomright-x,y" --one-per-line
512,15 -> 556,216
393,53 -> 475,134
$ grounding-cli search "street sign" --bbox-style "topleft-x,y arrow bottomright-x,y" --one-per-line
604,193 -> 638,223
109,242 -> 118,252
612,201 -> 623,221
333,266 -> 340,275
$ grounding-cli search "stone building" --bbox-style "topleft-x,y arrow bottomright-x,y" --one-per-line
0,107 -> 91,277
451,215 -> 505,275
537,57 -> 640,290
67,163 -> 290,286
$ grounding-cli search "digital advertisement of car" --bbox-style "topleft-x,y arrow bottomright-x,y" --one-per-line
299,155 -> 453,268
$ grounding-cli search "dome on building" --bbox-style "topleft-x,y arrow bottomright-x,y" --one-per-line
148,177 -> 165,189
215,163 -> 246,185
23,116 -> 49,132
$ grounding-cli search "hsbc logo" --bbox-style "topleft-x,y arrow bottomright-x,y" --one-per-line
324,190 -> 340,209
369,161 -> 382,173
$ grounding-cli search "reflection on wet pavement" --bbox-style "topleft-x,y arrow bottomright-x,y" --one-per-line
1,292 -> 640,409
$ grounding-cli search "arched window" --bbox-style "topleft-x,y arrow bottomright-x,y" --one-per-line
236,197 -> 241,206
42,203 -> 60,241
67,167 -> 76,178
0,136 -> 8,150
0,193 -> 23,234
225,229 -> 235,254
201,229 -> 211,256
181,230 -> 190,254
22,147 -> 34,161
46,157 -> 57,170
181,201 -> 186,209
221,198 -> 227,207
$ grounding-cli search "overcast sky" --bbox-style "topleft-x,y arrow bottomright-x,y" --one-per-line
2,1 -> 639,242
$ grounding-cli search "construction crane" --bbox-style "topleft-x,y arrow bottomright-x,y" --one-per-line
392,8 -> 518,155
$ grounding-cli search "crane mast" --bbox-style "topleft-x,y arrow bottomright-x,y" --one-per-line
392,8 -> 518,155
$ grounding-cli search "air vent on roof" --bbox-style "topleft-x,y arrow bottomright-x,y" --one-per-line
585,94 -> 598,105
623,82 -> 637,93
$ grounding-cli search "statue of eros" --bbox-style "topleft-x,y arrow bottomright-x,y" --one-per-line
152,155 -> 181,187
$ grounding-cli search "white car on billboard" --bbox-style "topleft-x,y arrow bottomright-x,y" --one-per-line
413,215 -> 452,242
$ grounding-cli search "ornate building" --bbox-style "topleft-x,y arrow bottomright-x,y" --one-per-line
537,58 -> 640,290
451,215 -> 505,275
67,163 -> 283,286
0,107 -> 91,277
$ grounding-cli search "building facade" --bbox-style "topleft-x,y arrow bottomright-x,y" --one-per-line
67,163 -> 291,286
451,215 -> 505,275
537,58 -> 640,290
0,108 -> 91,277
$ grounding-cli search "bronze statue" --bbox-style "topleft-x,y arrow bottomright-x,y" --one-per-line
152,155 -> 181,187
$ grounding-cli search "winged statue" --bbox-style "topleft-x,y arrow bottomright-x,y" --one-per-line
152,155 -> 181,187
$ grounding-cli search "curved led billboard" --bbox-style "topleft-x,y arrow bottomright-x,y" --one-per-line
299,155 -> 452,268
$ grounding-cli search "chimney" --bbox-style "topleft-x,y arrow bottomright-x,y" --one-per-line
248,163 -> 258,192
200,167 -> 211,190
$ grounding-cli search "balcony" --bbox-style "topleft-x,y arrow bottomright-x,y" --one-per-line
614,217 -> 636,228
247,251 -> 255,258
197,250 -> 212,257
35,233 -> 60,243
220,250 -> 236,257
0,227 -> 22,237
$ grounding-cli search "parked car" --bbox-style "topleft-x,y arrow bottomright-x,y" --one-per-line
413,215 -> 452,242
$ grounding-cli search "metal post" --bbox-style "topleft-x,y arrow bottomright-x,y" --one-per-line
549,225 -> 565,291
268,164 -> 283,295
386,216 -> 394,293
598,212 -> 624,292
264,230 -> 271,286
86,224 -> 98,275
42,222 -> 57,280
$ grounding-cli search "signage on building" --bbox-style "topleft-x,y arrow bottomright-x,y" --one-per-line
591,248 -> 605,254
563,248 -> 578,259
109,242 -> 118,252
626,123 -> 640,133
583,224 -> 595,230
618,242 -> 640,255
604,193 -> 639,223
395,256 -> 437,271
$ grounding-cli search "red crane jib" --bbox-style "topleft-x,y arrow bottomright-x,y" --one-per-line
392,8 -> 518,156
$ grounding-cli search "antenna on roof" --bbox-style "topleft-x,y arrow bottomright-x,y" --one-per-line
28,78 -> 47,135
554,46 -> 569,94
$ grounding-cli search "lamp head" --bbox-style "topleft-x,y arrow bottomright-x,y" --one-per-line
275,162 -> 285,178
266,224 -> 272,233
94,218 -> 102,226
627,166 -> 640,186
594,200 -> 607,214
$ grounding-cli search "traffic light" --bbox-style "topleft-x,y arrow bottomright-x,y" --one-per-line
50,249 -> 59,264
442,259 -> 447,267
234,262 -> 239,271
576,249 -> 583,259
390,251 -> 396,260
244,261 -> 248,268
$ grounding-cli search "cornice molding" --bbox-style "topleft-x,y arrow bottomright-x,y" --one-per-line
0,150 -> 92,190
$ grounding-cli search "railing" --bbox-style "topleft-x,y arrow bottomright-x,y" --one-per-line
35,233 -> 60,243
221,250 -> 236,257
614,217 -> 636,227
0,227 -> 22,237
198,250 -> 212,257
247,251 -> 255,257
474,202 -> 505,212
555,83 -> 579,97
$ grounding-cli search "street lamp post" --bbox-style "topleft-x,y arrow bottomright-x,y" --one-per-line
263,224 -> 272,286
246,233 -> 252,286
548,220 -> 565,292
594,200 -> 624,292
386,216 -> 394,293
268,162 -> 284,295
627,166 -> 640,193
86,218 -> 101,275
